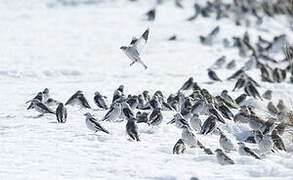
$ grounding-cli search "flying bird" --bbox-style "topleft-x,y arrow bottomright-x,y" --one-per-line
120,28 -> 150,69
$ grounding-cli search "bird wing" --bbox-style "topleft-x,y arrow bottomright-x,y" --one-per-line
79,95 -> 91,108
104,107 -> 114,120
131,28 -> 150,53
37,102 -> 55,114
90,117 -> 109,134
65,93 -> 78,105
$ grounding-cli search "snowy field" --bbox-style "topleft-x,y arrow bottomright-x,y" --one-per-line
1,0 -> 293,179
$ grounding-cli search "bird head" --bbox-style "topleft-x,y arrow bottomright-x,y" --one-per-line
120,46 -> 127,51
215,149 -> 223,153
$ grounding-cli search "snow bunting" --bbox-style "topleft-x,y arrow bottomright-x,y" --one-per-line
120,28 -> 150,69
56,103 -> 67,123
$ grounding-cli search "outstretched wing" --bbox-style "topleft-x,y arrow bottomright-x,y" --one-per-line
131,28 -> 150,52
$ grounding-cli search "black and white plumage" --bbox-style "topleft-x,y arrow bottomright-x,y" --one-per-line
191,99 -> 206,115
219,133 -> 235,152
221,90 -> 235,105
235,94 -> 247,105
267,102 -> 278,115
182,126 -> 197,148
126,118 -> 140,141
122,102 -> 135,120
215,149 -> 235,165
84,113 -> 109,134
232,77 -> 246,91
271,130 -> 286,151
254,131 -> 273,154
45,98 -> 61,107
29,99 -> 55,114
217,103 -> 234,120
178,77 -> 194,92
94,91 -> 108,110
65,90 -> 91,109
144,8 -> 156,21
208,105 -> 225,124
226,60 -> 236,69
200,115 -> 217,135
244,82 -> 262,100
212,56 -> 226,69
56,103 -> 67,123
173,139 -> 186,154
167,113 -> 190,129
103,102 -> 122,122
112,85 -> 125,103
208,69 -> 222,82
42,88 -> 50,102
136,111 -> 149,123
120,28 -> 150,69
27,92 -> 43,110
238,142 -> 260,159
148,107 -> 163,126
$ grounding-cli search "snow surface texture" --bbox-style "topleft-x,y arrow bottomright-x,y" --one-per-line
1,0 -> 293,179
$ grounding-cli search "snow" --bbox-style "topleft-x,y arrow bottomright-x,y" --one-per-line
0,0 -> 293,179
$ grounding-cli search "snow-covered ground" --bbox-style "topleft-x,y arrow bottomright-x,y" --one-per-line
1,0 -> 293,179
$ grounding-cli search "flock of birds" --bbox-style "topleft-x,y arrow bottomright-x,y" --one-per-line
26,0 -> 293,167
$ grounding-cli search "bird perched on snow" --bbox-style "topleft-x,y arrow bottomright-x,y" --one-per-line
262,90 -> 272,101
126,117 -> 140,141
94,91 -> 108,110
178,77 -> 194,92
207,105 -> 225,124
238,142 -> 260,159
235,94 -> 247,105
148,107 -> 163,126
254,131 -> 273,155
212,56 -> 226,69
200,115 -> 217,135
182,126 -> 197,148
173,139 -> 186,154
56,103 -> 67,123
28,99 -> 55,114
215,149 -> 235,165
189,114 -> 202,131
103,102 -> 122,122
120,28 -> 150,69
219,132 -> 236,152
65,90 -> 91,109
271,130 -> 286,151
84,113 -> 109,134
167,113 -> 190,129
208,69 -> 222,82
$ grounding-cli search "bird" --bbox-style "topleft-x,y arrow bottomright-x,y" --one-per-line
26,92 -> 43,110
226,60 -> 236,69
167,113 -> 190,129
189,114 -> 202,131
56,103 -> 67,123
122,102 -> 135,120
103,102 -> 122,122
271,130 -> 286,151
65,90 -> 91,109
42,88 -> 50,102
178,77 -> 194,92
136,111 -> 149,123
45,98 -> 61,107
120,28 -> 150,69
254,131 -> 273,155
191,99 -> 206,115
207,105 -> 226,124
126,117 -> 140,141
182,126 -> 197,148
112,85 -> 125,103
267,102 -> 278,115
235,94 -> 247,105
84,113 -> 109,134
215,149 -> 235,165
262,90 -> 272,100
94,91 -> 108,110
144,8 -> 156,21
244,82 -> 262,100
200,115 -> 217,135
148,107 -> 163,126
208,69 -> 222,82
219,133 -> 236,152
238,142 -> 260,159
28,99 -> 55,114
200,26 -> 220,45
217,103 -> 234,120
173,139 -> 186,154
212,56 -> 226,69
276,99 -> 287,114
